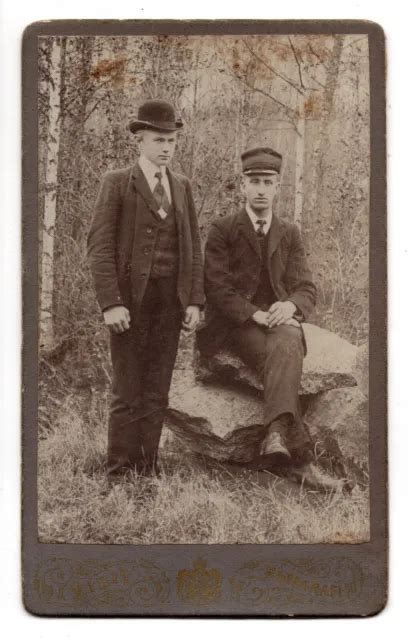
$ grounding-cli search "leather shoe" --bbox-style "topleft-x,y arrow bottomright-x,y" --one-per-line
288,462 -> 344,492
260,430 -> 291,458
257,427 -> 291,469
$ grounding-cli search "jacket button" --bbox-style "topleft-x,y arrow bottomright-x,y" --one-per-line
147,227 -> 152,234
143,248 -> 149,255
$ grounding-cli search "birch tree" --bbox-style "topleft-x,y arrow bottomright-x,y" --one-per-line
39,37 -> 63,349
306,34 -> 344,227
293,91 -> 306,229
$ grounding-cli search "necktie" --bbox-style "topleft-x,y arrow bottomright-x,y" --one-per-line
153,172 -> 171,217
256,219 -> 267,237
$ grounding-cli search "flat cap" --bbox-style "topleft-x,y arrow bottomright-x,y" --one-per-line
241,147 -> 282,175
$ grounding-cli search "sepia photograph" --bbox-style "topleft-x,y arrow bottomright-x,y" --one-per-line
36,30 -> 371,547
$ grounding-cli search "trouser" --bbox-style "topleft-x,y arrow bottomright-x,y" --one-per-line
107,276 -> 183,474
230,321 -> 312,464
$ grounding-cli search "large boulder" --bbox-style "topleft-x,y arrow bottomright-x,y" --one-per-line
353,342 -> 369,398
304,387 -> 369,466
196,323 -> 358,396
163,331 -> 368,479
166,382 -> 266,463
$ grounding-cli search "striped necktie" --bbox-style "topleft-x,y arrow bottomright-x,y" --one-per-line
153,171 -> 171,216
256,219 -> 267,237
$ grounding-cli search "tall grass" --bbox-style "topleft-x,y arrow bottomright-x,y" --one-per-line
38,393 -> 369,545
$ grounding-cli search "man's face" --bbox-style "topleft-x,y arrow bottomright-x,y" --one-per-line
139,129 -> 177,167
241,173 -> 279,213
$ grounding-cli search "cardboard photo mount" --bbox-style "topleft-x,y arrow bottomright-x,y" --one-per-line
22,19 -> 387,617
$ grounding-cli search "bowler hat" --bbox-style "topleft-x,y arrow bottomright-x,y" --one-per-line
241,147 -> 282,175
129,99 -> 183,133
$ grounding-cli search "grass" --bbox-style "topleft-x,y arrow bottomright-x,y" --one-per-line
38,392 -> 370,545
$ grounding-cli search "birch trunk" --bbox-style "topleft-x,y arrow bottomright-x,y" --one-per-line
307,35 -> 344,223
40,37 -> 62,349
293,91 -> 306,229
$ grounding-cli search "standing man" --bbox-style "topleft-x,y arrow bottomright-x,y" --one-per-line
88,99 -> 203,477
199,147 -> 340,490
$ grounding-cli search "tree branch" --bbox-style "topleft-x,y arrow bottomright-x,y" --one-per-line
240,38 -> 305,95
222,65 -> 297,125
288,36 -> 305,90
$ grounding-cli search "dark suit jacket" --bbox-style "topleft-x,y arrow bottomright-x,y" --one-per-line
197,207 -> 316,355
87,161 -> 204,314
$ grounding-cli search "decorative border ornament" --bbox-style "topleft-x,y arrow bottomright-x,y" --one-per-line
33,558 -> 170,608
32,555 -> 368,612
177,559 -> 222,605
230,558 -> 364,606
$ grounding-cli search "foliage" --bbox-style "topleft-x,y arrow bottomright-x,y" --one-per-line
37,34 -> 370,387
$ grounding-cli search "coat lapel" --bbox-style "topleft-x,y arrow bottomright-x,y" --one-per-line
267,214 -> 286,260
131,161 -> 185,226
167,168 -> 185,225
237,207 -> 287,261
237,207 -> 261,256
131,161 -> 160,218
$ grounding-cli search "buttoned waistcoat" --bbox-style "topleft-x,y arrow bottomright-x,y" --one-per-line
197,207 -> 316,355
87,162 -> 204,314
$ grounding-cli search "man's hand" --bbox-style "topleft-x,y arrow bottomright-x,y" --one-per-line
252,310 -> 270,327
103,305 -> 131,334
182,305 -> 201,334
268,301 -> 297,328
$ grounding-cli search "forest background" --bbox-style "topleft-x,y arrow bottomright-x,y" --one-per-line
36,34 -> 370,544
38,33 -> 369,364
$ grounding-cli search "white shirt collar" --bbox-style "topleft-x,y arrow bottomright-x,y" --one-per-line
138,154 -> 171,219
245,203 -> 272,235
138,154 -> 167,181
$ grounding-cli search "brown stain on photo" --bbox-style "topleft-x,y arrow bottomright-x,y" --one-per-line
91,57 -> 127,87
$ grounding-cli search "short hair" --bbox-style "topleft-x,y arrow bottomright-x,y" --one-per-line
136,127 -> 178,141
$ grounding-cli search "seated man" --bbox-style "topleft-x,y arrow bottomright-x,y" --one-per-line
198,147 -> 340,490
